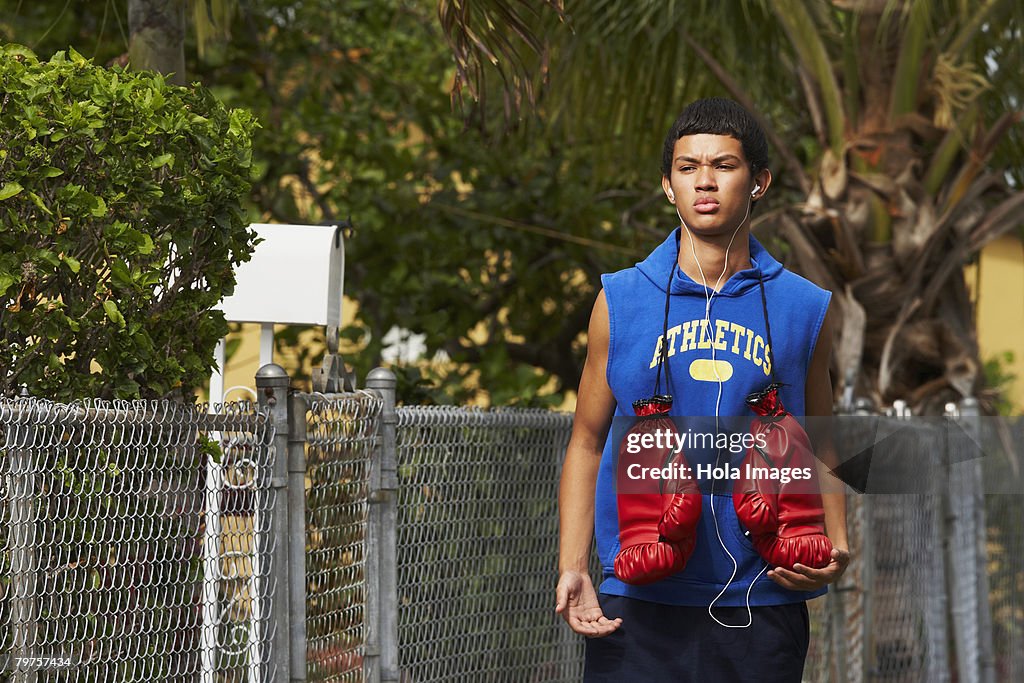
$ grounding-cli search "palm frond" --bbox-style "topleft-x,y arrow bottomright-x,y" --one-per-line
191,0 -> 235,59
772,0 -> 846,152
438,0 -> 564,121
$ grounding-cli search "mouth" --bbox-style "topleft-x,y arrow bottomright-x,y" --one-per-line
693,197 -> 719,214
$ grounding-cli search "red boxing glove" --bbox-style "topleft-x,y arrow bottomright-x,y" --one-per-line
614,396 -> 702,586
733,385 -> 833,571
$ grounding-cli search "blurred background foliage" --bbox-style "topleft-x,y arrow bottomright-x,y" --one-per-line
2,0 -> 664,406
2,0 -> 1022,412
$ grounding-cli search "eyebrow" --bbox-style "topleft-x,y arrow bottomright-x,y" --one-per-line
674,154 -> 743,164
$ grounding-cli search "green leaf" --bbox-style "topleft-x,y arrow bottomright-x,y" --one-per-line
0,182 -> 24,201
90,195 -> 107,217
2,44 -> 35,60
40,166 -> 64,178
62,255 -> 81,273
197,434 -> 223,463
0,273 -> 17,297
36,249 -> 60,268
27,191 -> 53,215
150,153 -> 174,169
110,259 -> 132,285
102,300 -> 126,328
137,233 -> 155,255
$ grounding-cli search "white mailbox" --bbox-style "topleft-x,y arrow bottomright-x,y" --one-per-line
203,222 -> 345,680
210,222 -> 345,402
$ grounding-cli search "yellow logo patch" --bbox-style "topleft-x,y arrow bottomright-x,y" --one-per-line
688,358 -> 734,382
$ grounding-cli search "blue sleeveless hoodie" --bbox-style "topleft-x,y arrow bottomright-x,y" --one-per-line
596,228 -> 831,606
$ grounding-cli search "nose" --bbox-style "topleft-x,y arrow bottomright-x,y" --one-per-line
695,166 -> 717,192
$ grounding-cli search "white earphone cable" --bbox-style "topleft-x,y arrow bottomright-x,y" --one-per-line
674,188 -> 766,628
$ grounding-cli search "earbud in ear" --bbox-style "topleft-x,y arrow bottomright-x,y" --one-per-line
668,191 -> 675,202
751,183 -> 761,197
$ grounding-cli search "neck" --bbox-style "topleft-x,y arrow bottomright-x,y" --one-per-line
677,226 -> 752,291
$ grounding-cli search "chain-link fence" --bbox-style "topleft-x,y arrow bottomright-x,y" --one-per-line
803,418 -> 951,683
801,409 -> 1024,683
381,398 -> 1022,682
0,397 -> 276,682
304,391 -> 384,683
3,374 -> 1022,683
394,406 -> 576,683
987,420 -> 1024,682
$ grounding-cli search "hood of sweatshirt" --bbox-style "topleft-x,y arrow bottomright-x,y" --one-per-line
635,227 -> 784,296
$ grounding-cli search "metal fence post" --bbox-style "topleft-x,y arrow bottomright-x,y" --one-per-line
288,393 -> 309,681
961,397 -> 995,683
256,364 -> 292,681
8,412 -> 37,683
365,368 -> 399,683
943,401 -> 969,683
852,398 -> 875,683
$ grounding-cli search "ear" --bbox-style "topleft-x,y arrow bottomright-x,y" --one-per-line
751,168 -> 773,200
662,175 -> 675,203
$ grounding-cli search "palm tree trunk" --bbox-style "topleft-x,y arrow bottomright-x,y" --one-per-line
129,0 -> 187,85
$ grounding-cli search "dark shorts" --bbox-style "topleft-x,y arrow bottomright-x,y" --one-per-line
584,594 -> 809,683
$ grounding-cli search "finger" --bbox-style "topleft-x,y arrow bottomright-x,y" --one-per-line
767,568 -> 818,591
554,591 -> 565,613
790,563 -> 828,578
792,562 -> 844,583
779,569 -> 821,588
569,615 -> 602,636
570,607 -> 621,632
767,569 -> 794,589
554,578 -> 579,613
829,549 -> 851,569
567,607 -> 600,632
592,618 -> 623,637
769,566 -> 803,581
794,560 -> 847,579
555,587 -> 567,613
832,550 -> 851,568
581,616 -> 622,638
567,616 -> 590,635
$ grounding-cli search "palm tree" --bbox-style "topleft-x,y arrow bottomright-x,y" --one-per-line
128,0 -> 234,84
440,0 -> 1024,414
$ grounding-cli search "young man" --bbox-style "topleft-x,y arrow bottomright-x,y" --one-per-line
555,98 -> 850,681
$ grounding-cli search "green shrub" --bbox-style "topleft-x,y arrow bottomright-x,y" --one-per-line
0,45 -> 258,399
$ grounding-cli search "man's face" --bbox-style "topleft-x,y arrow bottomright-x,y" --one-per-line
661,133 -> 763,237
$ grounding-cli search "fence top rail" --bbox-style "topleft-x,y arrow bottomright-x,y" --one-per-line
298,390 -> 383,406
0,397 -> 267,433
396,404 -> 573,429
298,390 -> 381,401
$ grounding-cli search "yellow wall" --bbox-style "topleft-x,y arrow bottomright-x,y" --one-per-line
968,235 -> 1024,412
207,295 -> 360,402
216,322 -> 307,402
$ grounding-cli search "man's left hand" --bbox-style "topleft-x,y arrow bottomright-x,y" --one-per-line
767,547 -> 850,591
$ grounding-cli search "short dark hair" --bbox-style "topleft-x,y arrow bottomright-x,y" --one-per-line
661,97 -> 770,177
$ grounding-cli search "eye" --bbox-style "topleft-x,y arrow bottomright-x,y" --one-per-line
716,164 -> 735,170
678,165 -> 695,173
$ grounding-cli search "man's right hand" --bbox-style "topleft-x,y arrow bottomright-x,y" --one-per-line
555,570 -> 622,637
